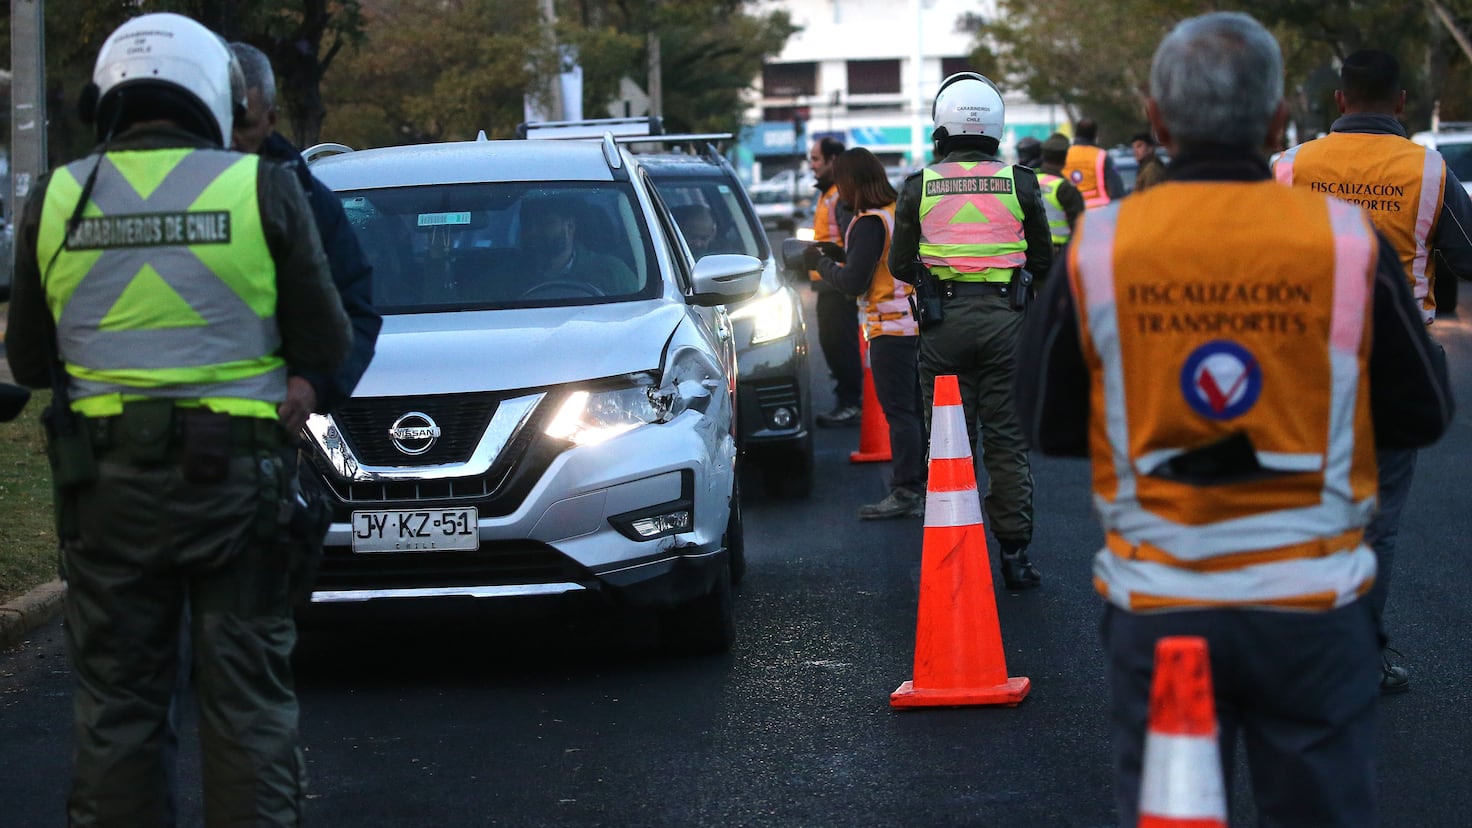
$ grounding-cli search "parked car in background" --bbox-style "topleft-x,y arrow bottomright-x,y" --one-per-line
748,184 -> 809,231
635,141 -> 815,498
303,132 -> 761,654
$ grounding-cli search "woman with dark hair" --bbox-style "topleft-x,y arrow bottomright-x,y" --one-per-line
809,147 -> 926,519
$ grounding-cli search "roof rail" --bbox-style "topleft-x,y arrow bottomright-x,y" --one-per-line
518,116 -> 665,140
303,142 -> 355,164
602,133 -> 623,170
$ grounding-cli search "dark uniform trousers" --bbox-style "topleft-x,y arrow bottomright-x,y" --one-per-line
918,288 -> 1034,545
1103,602 -> 1380,827
63,419 -> 302,826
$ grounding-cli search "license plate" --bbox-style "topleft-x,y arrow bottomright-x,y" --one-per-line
351,508 -> 479,553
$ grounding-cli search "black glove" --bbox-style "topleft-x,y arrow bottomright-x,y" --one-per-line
802,244 -> 824,271
816,241 -> 846,263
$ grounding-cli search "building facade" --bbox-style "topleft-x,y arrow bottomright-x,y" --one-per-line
739,0 -> 1063,186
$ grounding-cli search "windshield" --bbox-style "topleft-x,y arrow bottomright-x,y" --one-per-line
339,182 -> 659,313
647,173 -> 769,260
1438,142 -> 1472,184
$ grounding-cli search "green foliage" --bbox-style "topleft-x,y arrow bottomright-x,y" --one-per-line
968,0 -> 1472,143
0,378 -> 56,606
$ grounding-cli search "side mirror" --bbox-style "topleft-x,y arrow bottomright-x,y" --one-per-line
0,383 -> 31,422
779,237 -> 814,283
688,253 -> 761,306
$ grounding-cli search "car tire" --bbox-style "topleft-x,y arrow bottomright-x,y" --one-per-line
760,438 -> 814,499
727,478 -> 747,586
658,562 -> 735,656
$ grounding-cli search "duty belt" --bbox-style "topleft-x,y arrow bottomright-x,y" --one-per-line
941,280 -> 1011,299
85,404 -> 283,453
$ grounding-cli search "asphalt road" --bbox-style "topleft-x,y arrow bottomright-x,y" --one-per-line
3,282 -> 1472,826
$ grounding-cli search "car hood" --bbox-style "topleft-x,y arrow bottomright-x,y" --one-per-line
353,302 -> 685,397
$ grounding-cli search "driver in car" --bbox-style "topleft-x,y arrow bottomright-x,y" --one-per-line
520,194 -> 639,296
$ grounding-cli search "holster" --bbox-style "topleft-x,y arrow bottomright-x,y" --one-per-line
1009,268 -> 1034,312
910,264 -> 946,330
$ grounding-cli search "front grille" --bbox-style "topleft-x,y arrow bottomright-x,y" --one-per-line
323,467 -> 511,503
315,541 -> 590,591
751,380 -> 800,412
334,393 -> 499,466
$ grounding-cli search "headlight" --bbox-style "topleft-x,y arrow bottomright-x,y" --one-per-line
729,287 -> 796,345
545,380 -> 671,446
795,227 -> 815,241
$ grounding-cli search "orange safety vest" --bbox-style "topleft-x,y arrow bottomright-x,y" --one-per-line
808,183 -> 842,281
1274,132 -> 1447,323
848,204 -> 917,338
1067,182 -> 1380,613
1063,144 -> 1111,208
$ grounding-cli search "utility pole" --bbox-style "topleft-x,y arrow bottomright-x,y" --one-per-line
9,0 -> 47,225
538,0 -> 564,121
647,33 -> 663,119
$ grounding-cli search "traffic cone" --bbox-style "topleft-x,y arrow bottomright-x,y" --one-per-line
1137,636 -> 1226,828
850,331 -> 892,463
890,374 -> 1030,708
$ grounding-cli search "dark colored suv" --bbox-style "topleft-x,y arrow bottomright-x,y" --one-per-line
635,142 -> 815,498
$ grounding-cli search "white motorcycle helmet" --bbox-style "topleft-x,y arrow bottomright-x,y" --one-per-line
931,72 -> 1006,147
88,12 -> 245,146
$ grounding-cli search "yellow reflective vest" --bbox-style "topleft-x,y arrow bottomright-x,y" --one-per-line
918,161 -> 1025,282
1037,173 -> 1071,246
37,147 -> 284,419
1067,182 -> 1380,612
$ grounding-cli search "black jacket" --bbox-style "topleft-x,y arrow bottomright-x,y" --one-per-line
1016,145 -> 1453,458
260,131 -> 381,411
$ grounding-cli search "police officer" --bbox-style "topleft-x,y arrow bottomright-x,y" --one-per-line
4,13 -> 350,825
889,72 -> 1053,589
1037,133 -> 1085,251
1062,117 -> 1126,207
1017,13 -> 1450,824
1274,49 -> 1472,695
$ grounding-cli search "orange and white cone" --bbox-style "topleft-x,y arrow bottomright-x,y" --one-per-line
890,374 -> 1030,708
1138,636 -> 1227,828
850,332 -> 892,463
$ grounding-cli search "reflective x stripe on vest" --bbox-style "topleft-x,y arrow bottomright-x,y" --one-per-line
37,148 -> 284,417
1068,184 -> 1379,612
918,161 -> 1025,280
1064,144 -> 1110,208
1275,133 -> 1445,323
847,205 -> 916,338
1038,173 -> 1071,245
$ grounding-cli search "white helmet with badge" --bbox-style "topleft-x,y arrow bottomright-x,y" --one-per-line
930,72 -> 1006,145
89,12 -> 245,145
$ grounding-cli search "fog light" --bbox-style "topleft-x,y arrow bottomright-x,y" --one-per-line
630,511 -> 692,538
769,406 -> 795,429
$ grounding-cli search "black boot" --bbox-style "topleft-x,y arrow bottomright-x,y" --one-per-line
999,546 -> 1041,590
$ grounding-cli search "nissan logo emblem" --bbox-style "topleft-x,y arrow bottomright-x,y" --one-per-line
388,411 -> 441,455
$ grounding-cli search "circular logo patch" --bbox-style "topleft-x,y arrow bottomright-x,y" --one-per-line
1179,340 -> 1261,420
1069,169 -> 1084,184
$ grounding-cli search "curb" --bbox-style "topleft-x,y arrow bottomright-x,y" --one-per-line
0,580 -> 66,650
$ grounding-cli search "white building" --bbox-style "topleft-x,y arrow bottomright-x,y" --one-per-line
740,0 -> 1063,183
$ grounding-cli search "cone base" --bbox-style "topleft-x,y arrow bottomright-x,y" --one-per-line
850,449 -> 893,463
889,676 -> 1031,708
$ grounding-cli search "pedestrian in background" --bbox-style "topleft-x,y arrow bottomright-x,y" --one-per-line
807,137 -> 864,428
4,13 -> 351,824
1038,133 -> 1085,250
1129,131 -> 1167,193
889,72 -> 1053,590
1017,12 -> 1451,825
1274,49 -> 1472,694
230,42 -> 381,428
1015,135 -> 1043,170
1062,117 -> 1126,208
808,147 -> 925,519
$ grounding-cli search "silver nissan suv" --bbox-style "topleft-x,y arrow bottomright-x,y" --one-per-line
301,134 -> 760,653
